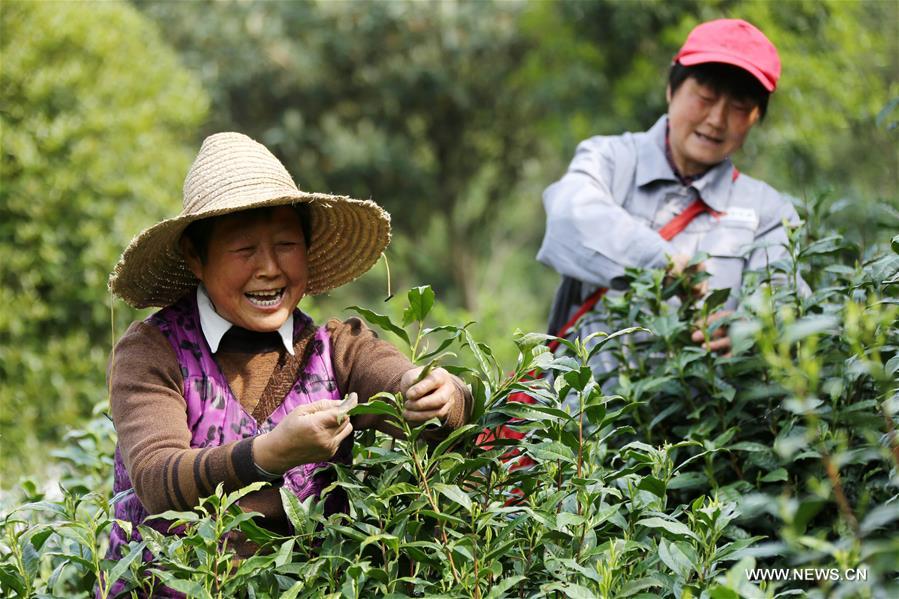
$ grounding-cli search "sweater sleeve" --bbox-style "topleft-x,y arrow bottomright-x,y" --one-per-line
109,321 -> 267,514
326,318 -> 472,437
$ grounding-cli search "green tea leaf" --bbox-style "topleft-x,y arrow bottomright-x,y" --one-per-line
147,509 -> 200,525
281,581 -> 304,599
151,571 -> 206,596
618,576 -> 663,597
431,424 -> 479,459
28,527 -> 53,551
360,533 -> 400,552
105,540 -> 147,591
463,329 -> 494,381
541,582 -> 595,598
432,483 -> 473,512
348,399 -> 402,418
704,287 -> 732,312
346,305 -> 410,346
759,468 -> 788,483
860,503 -> 899,535
0,565 -> 25,596
402,286 -> 435,326
21,541 -> 40,581
637,476 -> 667,499
799,235 -> 845,257
637,517 -> 699,541
528,441 -> 576,464
486,575 -> 526,599
586,326 -> 650,358
781,315 -> 839,344
658,538 -> 693,578
280,487 -> 309,532
418,509 -> 467,527
555,512 -> 585,531
221,481 -> 267,512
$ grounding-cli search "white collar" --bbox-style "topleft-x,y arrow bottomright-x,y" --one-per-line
196,286 -> 295,355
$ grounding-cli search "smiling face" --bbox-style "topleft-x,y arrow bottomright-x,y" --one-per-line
666,76 -> 761,177
182,206 -> 308,332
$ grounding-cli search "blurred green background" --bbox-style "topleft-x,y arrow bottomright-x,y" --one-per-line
1,0 -> 897,486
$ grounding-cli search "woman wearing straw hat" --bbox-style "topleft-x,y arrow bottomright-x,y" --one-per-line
104,132 -> 471,586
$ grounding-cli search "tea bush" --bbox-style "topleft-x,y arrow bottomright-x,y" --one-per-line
1,225 -> 897,598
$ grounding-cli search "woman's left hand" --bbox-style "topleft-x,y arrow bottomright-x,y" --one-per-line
691,309 -> 733,355
399,366 -> 457,425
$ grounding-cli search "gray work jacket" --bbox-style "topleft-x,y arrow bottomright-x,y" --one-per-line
538,115 -> 806,333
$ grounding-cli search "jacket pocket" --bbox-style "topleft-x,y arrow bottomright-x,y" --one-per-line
699,223 -> 755,259
699,223 -> 756,306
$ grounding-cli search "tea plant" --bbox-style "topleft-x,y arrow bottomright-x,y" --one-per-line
1,230 -> 897,598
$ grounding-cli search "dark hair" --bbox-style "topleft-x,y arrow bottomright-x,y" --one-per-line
669,61 -> 770,120
183,203 -> 312,264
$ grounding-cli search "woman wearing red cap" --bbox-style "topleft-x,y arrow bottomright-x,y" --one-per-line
538,19 -> 807,372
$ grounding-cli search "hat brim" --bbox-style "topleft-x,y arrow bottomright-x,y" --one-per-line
109,191 -> 390,308
677,51 -> 776,92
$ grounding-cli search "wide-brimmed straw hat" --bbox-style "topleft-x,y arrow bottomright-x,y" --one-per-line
109,132 -> 391,308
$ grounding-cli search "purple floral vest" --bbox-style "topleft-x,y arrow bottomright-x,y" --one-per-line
106,293 -> 344,572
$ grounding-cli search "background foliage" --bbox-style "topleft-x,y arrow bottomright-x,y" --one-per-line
0,0 -> 208,481
0,0 -> 897,594
131,0 -> 899,300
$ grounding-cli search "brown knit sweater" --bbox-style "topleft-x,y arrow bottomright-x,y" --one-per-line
109,316 -> 471,536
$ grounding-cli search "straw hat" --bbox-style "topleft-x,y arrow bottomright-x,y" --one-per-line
109,132 -> 391,308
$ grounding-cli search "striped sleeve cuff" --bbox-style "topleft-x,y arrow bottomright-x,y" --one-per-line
232,437 -> 261,485
232,437 -> 282,484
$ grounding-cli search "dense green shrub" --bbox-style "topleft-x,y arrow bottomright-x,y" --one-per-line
1,224 -> 897,597
0,0 -> 208,481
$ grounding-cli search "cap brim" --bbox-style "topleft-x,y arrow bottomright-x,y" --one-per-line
678,51 -> 776,91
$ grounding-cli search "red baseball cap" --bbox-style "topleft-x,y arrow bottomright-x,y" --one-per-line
673,19 -> 781,92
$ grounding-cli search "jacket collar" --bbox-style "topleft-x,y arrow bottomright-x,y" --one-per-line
196,285 -> 295,355
635,115 -> 735,212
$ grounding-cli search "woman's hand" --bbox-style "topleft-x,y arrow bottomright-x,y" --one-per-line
399,366 -> 457,425
667,252 -> 709,298
691,309 -> 733,355
252,400 -> 353,475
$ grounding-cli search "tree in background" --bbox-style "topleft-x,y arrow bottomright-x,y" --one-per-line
521,0 -> 898,247
135,0 -> 896,311
135,0 -> 553,313
0,0 -> 208,481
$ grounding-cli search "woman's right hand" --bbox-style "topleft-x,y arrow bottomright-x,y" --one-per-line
252,400 -> 353,475
667,252 -> 708,298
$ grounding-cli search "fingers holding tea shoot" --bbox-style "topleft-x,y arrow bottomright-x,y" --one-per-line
335,391 -> 358,425
402,366 -> 455,424
692,310 -> 734,355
